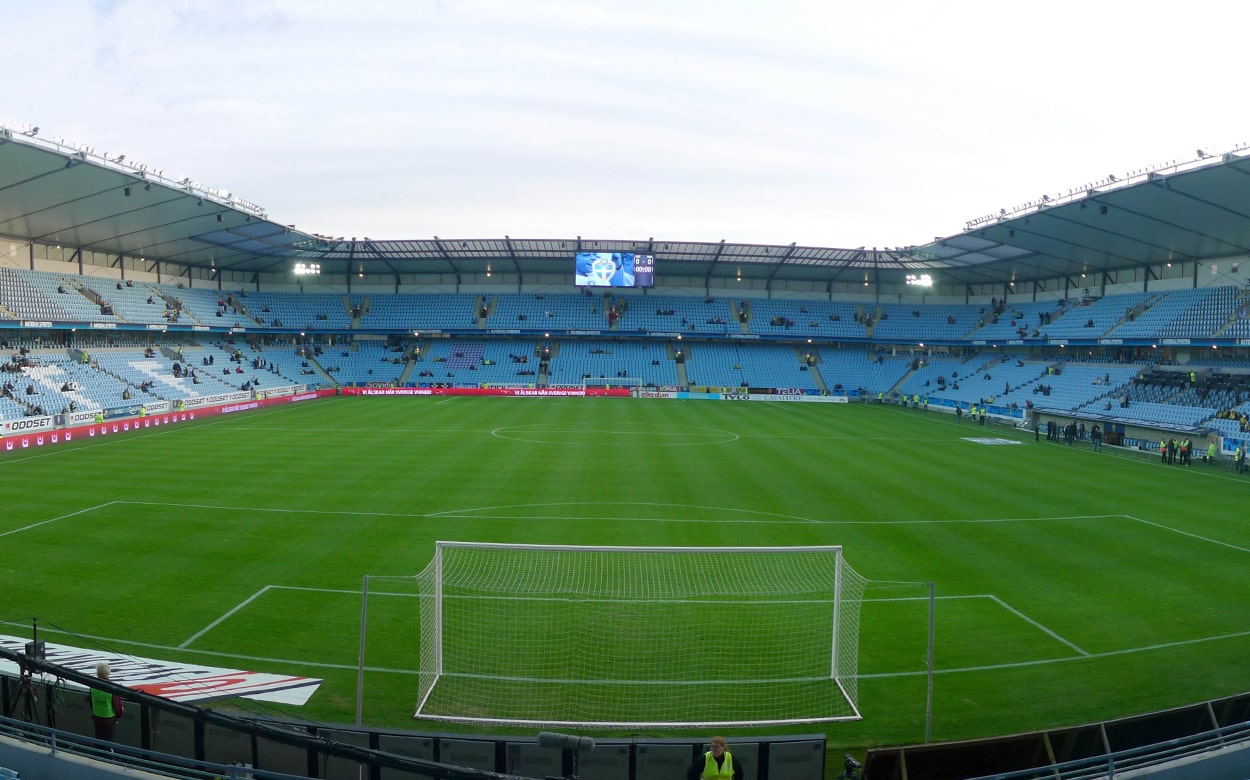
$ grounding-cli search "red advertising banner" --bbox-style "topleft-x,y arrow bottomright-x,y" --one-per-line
0,390 -> 334,455
340,386 -> 631,397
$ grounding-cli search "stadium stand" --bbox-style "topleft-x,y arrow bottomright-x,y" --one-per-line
550,340 -> 677,387
816,348 -> 913,395
8,275 -> 1250,435
682,342 -> 819,390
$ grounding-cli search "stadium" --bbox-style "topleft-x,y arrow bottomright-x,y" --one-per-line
5,5 -> 1250,778
3,121 -> 1250,780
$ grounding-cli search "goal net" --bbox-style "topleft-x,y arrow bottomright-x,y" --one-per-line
411,542 -> 866,729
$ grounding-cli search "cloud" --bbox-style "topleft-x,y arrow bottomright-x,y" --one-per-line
8,0 -> 1246,249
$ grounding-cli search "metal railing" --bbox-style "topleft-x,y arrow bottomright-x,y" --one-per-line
967,719 -> 1250,780
0,714 -> 307,780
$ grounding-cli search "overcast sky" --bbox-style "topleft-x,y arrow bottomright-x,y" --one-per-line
6,0 -> 1246,249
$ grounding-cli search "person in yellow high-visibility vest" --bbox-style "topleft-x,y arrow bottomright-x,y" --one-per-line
687,736 -> 742,780
88,662 -> 125,741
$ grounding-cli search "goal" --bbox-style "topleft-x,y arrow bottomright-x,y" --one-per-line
411,541 -> 866,728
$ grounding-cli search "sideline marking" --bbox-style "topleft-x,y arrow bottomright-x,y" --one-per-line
17,598 -> 1243,684
0,408 -> 300,466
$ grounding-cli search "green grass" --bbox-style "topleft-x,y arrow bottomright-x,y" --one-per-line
3,396 -> 1250,757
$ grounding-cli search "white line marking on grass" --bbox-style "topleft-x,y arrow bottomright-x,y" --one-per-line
860,624 -> 1250,679
986,594 -> 1088,656
426,514 -> 822,525
423,500 -> 818,523
846,513 -> 1124,526
1127,514 -> 1250,554
864,593 -> 1087,656
275,585 -> 840,606
438,671 -> 831,686
117,500 -> 431,519
0,502 -> 117,538
490,426 -> 740,446
0,412 -> 279,465
434,397 -> 457,406
180,586 -> 273,648
109,500 -> 1125,528
13,609 -> 1250,682
0,619 -> 386,674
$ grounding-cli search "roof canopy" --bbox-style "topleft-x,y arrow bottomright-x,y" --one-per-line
3,129 -> 1249,287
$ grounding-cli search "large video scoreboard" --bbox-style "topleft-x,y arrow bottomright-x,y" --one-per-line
574,252 -> 655,288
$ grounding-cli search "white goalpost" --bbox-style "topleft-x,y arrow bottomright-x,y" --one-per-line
404,541 -> 866,729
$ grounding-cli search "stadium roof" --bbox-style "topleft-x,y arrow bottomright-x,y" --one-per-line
4,127 -> 1250,288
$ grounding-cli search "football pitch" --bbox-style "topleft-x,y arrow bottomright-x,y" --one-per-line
3,395 -> 1250,754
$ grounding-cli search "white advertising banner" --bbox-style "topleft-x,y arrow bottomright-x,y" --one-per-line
0,634 -> 321,705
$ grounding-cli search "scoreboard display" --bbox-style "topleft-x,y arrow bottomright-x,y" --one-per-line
574,252 -> 655,288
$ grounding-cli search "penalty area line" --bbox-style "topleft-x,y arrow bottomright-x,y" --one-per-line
861,624 -> 1250,680
180,586 -> 274,649
0,501 -> 120,539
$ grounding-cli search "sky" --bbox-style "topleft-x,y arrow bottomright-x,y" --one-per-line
5,0 -> 1247,250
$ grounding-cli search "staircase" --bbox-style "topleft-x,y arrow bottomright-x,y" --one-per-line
1213,289 -> 1250,337
675,359 -> 690,388
345,295 -> 368,328
475,296 -> 496,328
793,346 -> 829,393
736,300 -> 752,333
669,342 -> 690,388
